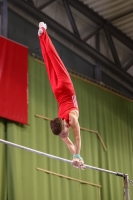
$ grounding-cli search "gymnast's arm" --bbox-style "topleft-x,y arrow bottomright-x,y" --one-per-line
61,111 -> 81,154
69,110 -> 81,154
62,110 -> 84,168
62,137 -> 75,154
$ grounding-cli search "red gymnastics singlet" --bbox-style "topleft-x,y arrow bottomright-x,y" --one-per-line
39,28 -> 79,122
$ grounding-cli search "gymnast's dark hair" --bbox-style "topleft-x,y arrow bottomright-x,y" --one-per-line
50,118 -> 64,135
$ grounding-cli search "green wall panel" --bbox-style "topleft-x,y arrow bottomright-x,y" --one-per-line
0,119 -> 7,200
0,55 -> 133,200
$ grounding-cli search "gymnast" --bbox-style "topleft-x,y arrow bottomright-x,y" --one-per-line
38,22 -> 85,169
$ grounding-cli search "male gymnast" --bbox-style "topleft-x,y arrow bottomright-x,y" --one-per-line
38,22 -> 85,169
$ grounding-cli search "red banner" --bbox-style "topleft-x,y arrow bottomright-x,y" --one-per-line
0,36 -> 28,124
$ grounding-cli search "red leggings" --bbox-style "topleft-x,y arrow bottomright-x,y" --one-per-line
39,29 -> 72,93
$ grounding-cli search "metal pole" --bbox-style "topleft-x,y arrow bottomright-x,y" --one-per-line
0,139 -> 124,177
124,174 -> 130,200
0,0 -> 8,37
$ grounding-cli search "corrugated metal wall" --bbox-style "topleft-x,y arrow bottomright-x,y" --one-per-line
0,55 -> 133,200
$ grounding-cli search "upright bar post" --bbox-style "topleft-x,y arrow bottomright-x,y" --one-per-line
124,174 -> 130,200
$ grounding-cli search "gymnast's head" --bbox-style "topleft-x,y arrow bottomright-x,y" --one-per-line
50,118 -> 70,138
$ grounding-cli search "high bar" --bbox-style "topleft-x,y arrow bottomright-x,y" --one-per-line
0,139 -> 124,177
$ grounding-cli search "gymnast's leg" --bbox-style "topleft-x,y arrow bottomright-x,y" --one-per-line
38,23 -> 72,86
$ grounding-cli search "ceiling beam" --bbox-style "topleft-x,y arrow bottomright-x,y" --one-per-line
103,26 -> 121,67
27,0 -> 34,6
9,0 -> 133,88
123,58 -> 133,71
68,0 -> 133,51
95,30 -> 100,51
0,0 -> 8,37
83,24 -> 103,42
62,0 -> 80,37
38,0 -> 56,10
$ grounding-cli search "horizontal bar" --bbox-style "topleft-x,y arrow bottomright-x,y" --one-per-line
0,139 -> 124,177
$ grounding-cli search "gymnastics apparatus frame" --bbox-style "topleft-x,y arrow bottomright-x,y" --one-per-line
0,139 -> 132,200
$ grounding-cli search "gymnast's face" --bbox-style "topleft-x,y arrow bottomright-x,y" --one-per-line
59,120 -> 70,138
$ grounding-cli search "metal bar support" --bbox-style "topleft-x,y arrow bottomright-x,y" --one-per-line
124,174 -> 130,200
